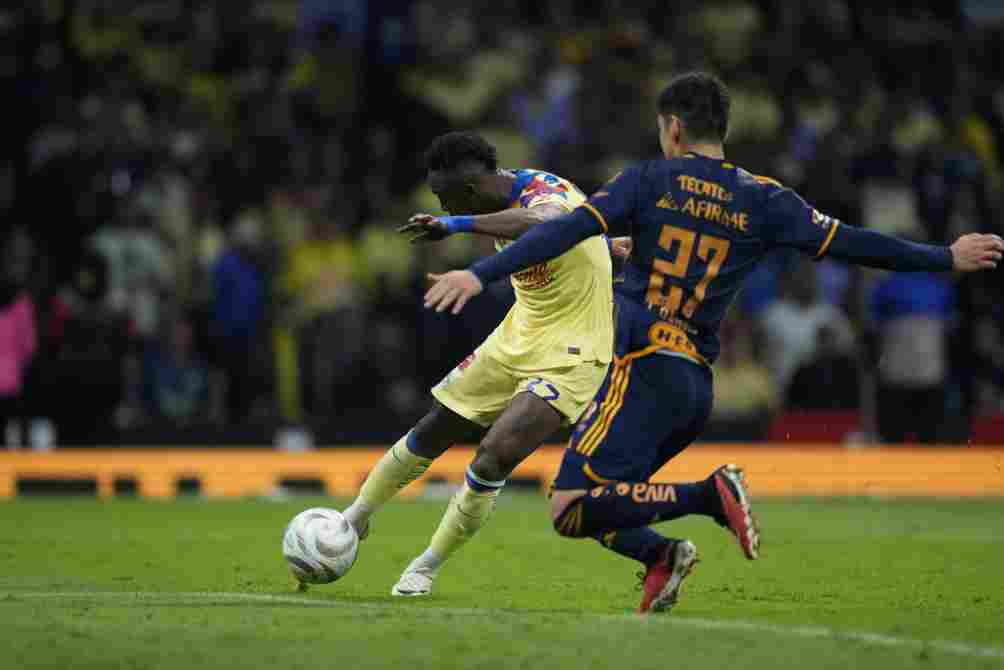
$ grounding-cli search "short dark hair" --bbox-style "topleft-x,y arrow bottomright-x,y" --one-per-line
657,72 -> 731,142
424,131 -> 498,173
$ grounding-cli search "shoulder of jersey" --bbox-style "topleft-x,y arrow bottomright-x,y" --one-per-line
732,165 -> 785,190
514,168 -> 559,182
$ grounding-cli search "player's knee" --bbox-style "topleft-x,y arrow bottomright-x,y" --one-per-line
469,444 -> 510,484
409,405 -> 456,459
470,435 -> 522,482
551,500 -> 585,538
550,491 -> 587,538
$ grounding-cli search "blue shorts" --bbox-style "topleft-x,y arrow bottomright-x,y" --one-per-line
552,352 -> 713,490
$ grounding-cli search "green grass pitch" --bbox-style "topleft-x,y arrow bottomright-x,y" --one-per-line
1,494 -> 1002,669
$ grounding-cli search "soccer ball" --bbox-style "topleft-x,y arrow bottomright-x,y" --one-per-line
282,507 -> 359,584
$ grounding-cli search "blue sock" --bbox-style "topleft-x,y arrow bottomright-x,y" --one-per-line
592,527 -> 672,566
569,480 -> 716,537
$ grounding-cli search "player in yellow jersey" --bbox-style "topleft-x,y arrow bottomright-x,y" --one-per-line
341,132 -> 619,596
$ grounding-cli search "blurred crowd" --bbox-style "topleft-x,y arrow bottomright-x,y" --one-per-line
2,0 -> 1003,446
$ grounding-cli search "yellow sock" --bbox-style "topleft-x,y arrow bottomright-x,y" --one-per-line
427,479 -> 501,565
345,432 -> 432,527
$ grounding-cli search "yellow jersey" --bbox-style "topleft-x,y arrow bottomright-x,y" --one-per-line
481,169 -> 614,371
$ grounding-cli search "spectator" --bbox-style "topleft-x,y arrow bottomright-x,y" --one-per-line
278,216 -> 366,420
869,269 -> 956,444
143,316 -> 211,426
43,250 -> 131,445
758,260 -> 855,393
0,231 -> 37,448
90,204 -> 174,342
210,213 -> 270,422
705,322 -> 777,441
786,325 -> 861,411
7,1 -> 1004,445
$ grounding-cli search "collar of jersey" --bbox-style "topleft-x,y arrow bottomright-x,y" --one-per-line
507,168 -> 535,207
684,151 -> 724,161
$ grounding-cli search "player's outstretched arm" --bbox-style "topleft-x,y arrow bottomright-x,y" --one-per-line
764,185 -> 1002,272
399,205 -> 566,243
824,226 -> 1003,272
423,207 -> 605,314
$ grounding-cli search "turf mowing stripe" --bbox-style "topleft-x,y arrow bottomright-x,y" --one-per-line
3,590 -> 1002,660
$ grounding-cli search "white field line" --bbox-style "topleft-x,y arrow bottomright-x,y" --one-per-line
3,590 -> 1002,661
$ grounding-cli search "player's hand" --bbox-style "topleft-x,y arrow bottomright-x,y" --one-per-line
424,271 -> 484,314
950,233 -> 1004,272
611,237 -> 633,259
398,214 -> 450,243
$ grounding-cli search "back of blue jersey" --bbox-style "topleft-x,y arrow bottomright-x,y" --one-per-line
584,153 -> 840,363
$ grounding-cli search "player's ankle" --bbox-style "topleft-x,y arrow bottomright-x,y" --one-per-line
408,548 -> 444,574
343,501 -> 371,528
703,477 -> 726,523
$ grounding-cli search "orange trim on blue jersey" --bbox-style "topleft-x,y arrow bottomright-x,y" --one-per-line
815,220 -> 840,260
751,173 -> 783,188
581,203 -> 609,233
580,361 -> 632,457
583,462 -> 613,485
612,322 -> 710,367
558,504 -> 581,534
575,363 -> 627,455
570,503 -> 583,535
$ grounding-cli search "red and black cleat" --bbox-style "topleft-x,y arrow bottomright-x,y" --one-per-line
712,464 -> 760,560
638,540 -> 699,614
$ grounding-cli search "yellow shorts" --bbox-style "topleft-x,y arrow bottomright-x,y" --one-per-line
431,348 -> 608,428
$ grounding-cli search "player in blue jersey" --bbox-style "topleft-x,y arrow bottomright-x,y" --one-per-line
423,72 -> 1004,613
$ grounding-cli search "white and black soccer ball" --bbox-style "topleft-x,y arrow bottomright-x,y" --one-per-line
282,507 -> 359,584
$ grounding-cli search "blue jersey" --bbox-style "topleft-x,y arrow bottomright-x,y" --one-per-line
583,152 -> 840,364
471,152 -> 953,365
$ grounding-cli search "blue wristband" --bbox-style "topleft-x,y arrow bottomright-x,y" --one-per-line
442,216 -> 474,234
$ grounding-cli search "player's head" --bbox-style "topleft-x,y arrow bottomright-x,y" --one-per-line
656,72 -> 730,158
424,131 -> 503,215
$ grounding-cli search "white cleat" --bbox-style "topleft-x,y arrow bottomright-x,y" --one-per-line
391,568 -> 436,597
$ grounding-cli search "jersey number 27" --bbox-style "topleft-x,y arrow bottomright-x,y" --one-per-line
646,224 -> 731,320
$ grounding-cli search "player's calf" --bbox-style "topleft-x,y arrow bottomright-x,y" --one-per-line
343,402 -> 484,538
551,479 -> 718,539
393,392 -> 561,593
392,466 -> 503,597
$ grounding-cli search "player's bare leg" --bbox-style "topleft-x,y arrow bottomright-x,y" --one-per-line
343,401 -> 486,539
392,392 -> 562,596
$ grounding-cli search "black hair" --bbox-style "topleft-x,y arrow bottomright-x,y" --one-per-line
657,72 -> 731,142
424,131 -> 498,173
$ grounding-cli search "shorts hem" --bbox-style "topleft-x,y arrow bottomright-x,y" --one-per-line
430,387 -> 495,428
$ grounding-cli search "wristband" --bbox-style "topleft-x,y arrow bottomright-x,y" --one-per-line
442,216 -> 474,234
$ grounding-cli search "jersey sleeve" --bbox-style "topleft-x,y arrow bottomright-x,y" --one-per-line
759,182 -> 840,259
577,166 -> 643,237
470,207 -> 604,285
517,175 -> 576,212
759,181 -> 954,271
